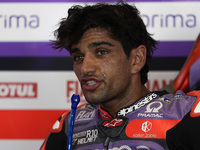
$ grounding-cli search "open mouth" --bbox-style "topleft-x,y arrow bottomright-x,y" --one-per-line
81,78 -> 101,91
87,80 -> 97,86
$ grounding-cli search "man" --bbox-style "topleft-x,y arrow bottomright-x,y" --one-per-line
40,2 -> 199,150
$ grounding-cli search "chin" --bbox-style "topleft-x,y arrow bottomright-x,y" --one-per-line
85,99 -> 101,104
84,95 -> 103,104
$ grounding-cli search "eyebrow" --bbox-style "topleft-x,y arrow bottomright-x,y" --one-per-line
70,41 -> 114,55
70,48 -> 80,55
88,41 -> 114,49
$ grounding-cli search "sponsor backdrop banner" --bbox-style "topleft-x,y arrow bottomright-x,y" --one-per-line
0,0 -> 199,149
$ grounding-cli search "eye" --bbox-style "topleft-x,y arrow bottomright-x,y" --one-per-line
96,50 -> 108,56
72,55 -> 84,62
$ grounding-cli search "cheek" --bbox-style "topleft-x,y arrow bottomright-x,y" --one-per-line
102,60 -> 128,81
73,65 -> 81,78
100,61 -> 115,77
113,61 -> 132,81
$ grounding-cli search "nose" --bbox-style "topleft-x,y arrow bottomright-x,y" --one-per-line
80,54 -> 97,76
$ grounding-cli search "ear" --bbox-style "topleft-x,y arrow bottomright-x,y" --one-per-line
129,45 -> 147,74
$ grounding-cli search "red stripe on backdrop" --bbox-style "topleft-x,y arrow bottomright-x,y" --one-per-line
0,110 -> 68,139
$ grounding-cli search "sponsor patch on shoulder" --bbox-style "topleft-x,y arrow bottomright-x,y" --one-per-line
80,103 -> 97,110
157,97 -> 172,103
187,91 -> 200,117
191,98 -> 200,117
51,111 -> 69,133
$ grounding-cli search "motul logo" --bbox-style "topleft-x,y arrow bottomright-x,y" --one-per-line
0,83 -> 37,98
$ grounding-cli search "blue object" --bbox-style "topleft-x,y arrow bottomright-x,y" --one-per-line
67,94 -> 80,150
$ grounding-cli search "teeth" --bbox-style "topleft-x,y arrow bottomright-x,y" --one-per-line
87,80 -> 96,86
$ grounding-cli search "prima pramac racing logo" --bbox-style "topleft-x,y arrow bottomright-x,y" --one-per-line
137,101 -> 163,118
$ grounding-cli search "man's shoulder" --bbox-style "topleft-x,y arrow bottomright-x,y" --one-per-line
76,103 -> 99,112
155,90 -> 198,116
50,103 -> 98,133
187,90 -> 200,117
155,90 -> 197,103
50,111 -> 70,133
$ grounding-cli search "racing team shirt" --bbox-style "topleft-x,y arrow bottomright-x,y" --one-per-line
40,90 -> 198,150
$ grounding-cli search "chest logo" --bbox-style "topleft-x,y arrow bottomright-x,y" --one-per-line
141,121 -> 152,132
145,101 -> 163,113
102,118 -> 123,127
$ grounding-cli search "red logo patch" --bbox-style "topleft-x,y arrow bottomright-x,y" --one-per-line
102,118 -> 123,127
99,107 -> 112,120
125,119 -> 181,139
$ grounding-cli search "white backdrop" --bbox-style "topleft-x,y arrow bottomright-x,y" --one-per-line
0,0 -> 199,149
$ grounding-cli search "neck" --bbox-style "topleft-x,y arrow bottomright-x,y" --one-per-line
100,85 -> 150,118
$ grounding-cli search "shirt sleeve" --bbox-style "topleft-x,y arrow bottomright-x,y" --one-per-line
166,111 -> 200,150
40,112 -> 70,150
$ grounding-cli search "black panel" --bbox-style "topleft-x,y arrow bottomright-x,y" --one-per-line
0,57 -> 187,71
0,57 -> 73,70
150,57 -> 187,70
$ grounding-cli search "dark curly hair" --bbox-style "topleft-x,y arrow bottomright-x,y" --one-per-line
52,2 -> 157,84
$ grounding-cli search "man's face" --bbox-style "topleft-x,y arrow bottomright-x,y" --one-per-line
71,28 -> 133,104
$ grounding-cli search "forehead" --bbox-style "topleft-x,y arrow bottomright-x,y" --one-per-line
71,28 -> 113,48
82,28 -> 110,38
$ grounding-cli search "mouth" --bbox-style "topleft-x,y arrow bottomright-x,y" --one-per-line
80,78 -> 102,91
87,80 -> 97,86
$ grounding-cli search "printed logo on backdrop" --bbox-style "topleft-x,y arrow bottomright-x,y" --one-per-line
137,101 -> 163,118
141,13 -> 196,28
0,82 -> 37,98
1,7 -> 197,36
146,79 -> 173,92
0,14 -> 39,29
66,80 -> 86,104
